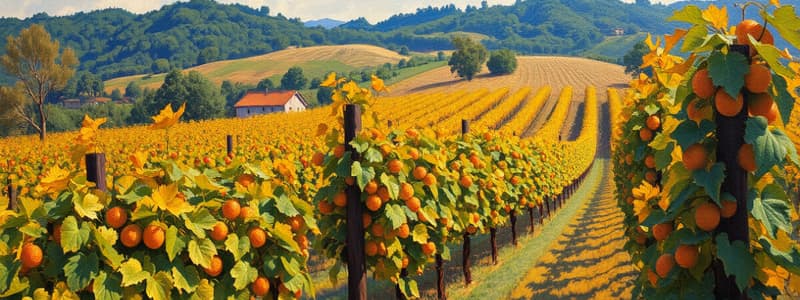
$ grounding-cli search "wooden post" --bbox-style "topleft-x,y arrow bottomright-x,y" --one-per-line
7,178 -> 16,211
713,44 -> 749,300
395,268 -> 408,300
529,206 -> 535,233
460,119 -> 472,286
490,228 -> 498,265
538,203 -> 544,224
85,153 -> 107,192
510,210 -> 518,246
461,119 -> 469,136
226,135 -> 233,156
344,104 -> 366,300
436,254 -> 446,300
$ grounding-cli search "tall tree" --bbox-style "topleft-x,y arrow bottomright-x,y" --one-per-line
280,66 -> 308,90
0,24 -> 78,141
148,70 -> 225,120
448,36 -> 488,81
623,41 -> 650,77
487,49 -> 518,75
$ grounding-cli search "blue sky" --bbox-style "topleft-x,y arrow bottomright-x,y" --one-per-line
1,0 -> 681,23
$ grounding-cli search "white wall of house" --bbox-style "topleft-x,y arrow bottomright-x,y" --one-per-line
235,93 -> 306,118
284,94 -> 306,112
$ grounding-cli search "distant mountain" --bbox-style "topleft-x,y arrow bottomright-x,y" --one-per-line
304,18 -> 344,29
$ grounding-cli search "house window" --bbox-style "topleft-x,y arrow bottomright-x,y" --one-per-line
247,109 -> 251,114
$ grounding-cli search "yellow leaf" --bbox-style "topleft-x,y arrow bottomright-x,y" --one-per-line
320,72 -> 338,87
316,123 -> 329,137
38,166 -> 71,195
771,0 -> 781,7
129,151 -> 148,169
663,29 -> 688,54
702,4 -> 728,31
371,74 -> 389,92
81,115 -> 107,130
143,184 -> 192,216
149,102 -> 186,130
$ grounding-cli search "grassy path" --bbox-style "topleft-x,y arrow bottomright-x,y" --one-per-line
509,160 -> 636,299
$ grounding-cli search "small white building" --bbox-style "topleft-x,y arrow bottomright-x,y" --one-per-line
233,90 -> 308,118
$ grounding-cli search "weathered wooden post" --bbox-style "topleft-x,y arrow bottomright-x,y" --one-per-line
344,104 -> 367,300
436,254 -> 446,300
85,153 -> 107,192
461,119 -> 472,286
226,135 -> 233,156
713,44 -> 749,300
510,209 -> 518,246
7,178 -> 16,211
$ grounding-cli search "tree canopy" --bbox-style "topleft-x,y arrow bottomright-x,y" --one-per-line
448,36 -> 488,81
281,66 -> 308,90
487,49 -> 518,75
146,69 -> 225,121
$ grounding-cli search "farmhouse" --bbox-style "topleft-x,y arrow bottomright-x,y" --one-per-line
234,90 -> 308,118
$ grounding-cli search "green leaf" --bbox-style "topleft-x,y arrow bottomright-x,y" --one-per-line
192,279 -> 215,300
693,163 -> 725,204
172,261 -> 201,293
270,222 -> 300,252
120,258 -> 150,287
74,192 -> 103,220
751,184 -> 792,238
188,238 -> 218,268
60,216 -> 90,253
63,252 -> 99,291
146,271 -> 173,300
0,255 -> 21,294
655,143 -> 675,170
230,261 -> 258,291
749,38 -> 795,79
744,117 -> 792,178
758,237 -> 800,274
412,224 -> 428,245
183,209 -> 217,239
357,166 -> 375,191
350,161 -> 362,179
165,225 -> 186,262
93,271 -> 122,300
771,74 -> 796,127
364,148 -> 383,163
671,119 -> 714,150
225,234 -> 250,261
281,256 -> 303,277
716,234 -> 755,292
194,174 -> 224,191
92,226 -> 124,268
668,5 -> 704,25
275,194 -> 300,217
397,277 -> 420,298
681,25 -> 709,53
764,6 -> 800,51
707,51 -> 749,98
19,222 -> 46,238
384,204 -> 407,230
380,173 -> 400,200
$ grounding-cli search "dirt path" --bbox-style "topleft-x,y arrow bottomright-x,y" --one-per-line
509,170 -> 636,299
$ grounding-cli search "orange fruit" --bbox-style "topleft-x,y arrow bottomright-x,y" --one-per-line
239,206 -> 255,220
364,180 -> 378,194
652,222 -> 673,242
647,268 -> 658,287
252,276 -> 270,297
645,171 -> 657,184
210,221 -> 228,242
460,175 -> 473,188
692,69 -> 715,99
333,191 -> 347,207
687,98 -> 712,124
105,206 -> 128,229
222,200 -> 241,221
738,144 -> 756,172
422,241 -> 436,255
294,234 -> 309,249
396,223 -> 410,239
365,240 -> 378,256
20,243 -> 43,269
763,102 -> 779,125
655,253 -> 675,278
695,203 -> 721,232
203,255 -> 223,277
644,154 -> 656,169
639,128 -> 653,142
333,144 -> 345,159
675,245 -> 699,269
366,195 -> 383,211
288,216 -> 304,232
405,196 -> 421,213
143,224 -> 165,249
371,222 -> 385,237
318,200 -> 334,215
345,176 -> 355,186
387,159 -> 403,174
408,148 -> 420,160
377,186 -> 390,202
682,144 -> 707,171
646,115 -> 661,131
236,174 -> 255,188
402,256 -> 410,269
736,19 -> 774,47
53,223 -> 62,245
362,213 -> 372,228
311,152 -> 325,166
249,227 -> 267,248
412,166 -> 428,181
399,182 -> 414,201
120,224 -> 142,248
715,89 -> 744,117
721,199 -> 737,218
422,173 -> 437,186
745,64 -> 771,93
749,93 -> 778,124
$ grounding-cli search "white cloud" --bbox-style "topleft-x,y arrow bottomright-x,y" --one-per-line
2,0 -> 681,22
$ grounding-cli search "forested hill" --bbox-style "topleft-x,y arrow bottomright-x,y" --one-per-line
1,0 -> 798,83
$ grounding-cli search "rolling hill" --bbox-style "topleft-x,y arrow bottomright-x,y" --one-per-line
104,44 -> 408,93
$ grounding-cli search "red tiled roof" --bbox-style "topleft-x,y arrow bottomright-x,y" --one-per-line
234,90 -> 297,108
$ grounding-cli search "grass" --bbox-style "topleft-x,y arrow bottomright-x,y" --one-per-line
307,159 -> 607,299
582,33 -> 648,59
